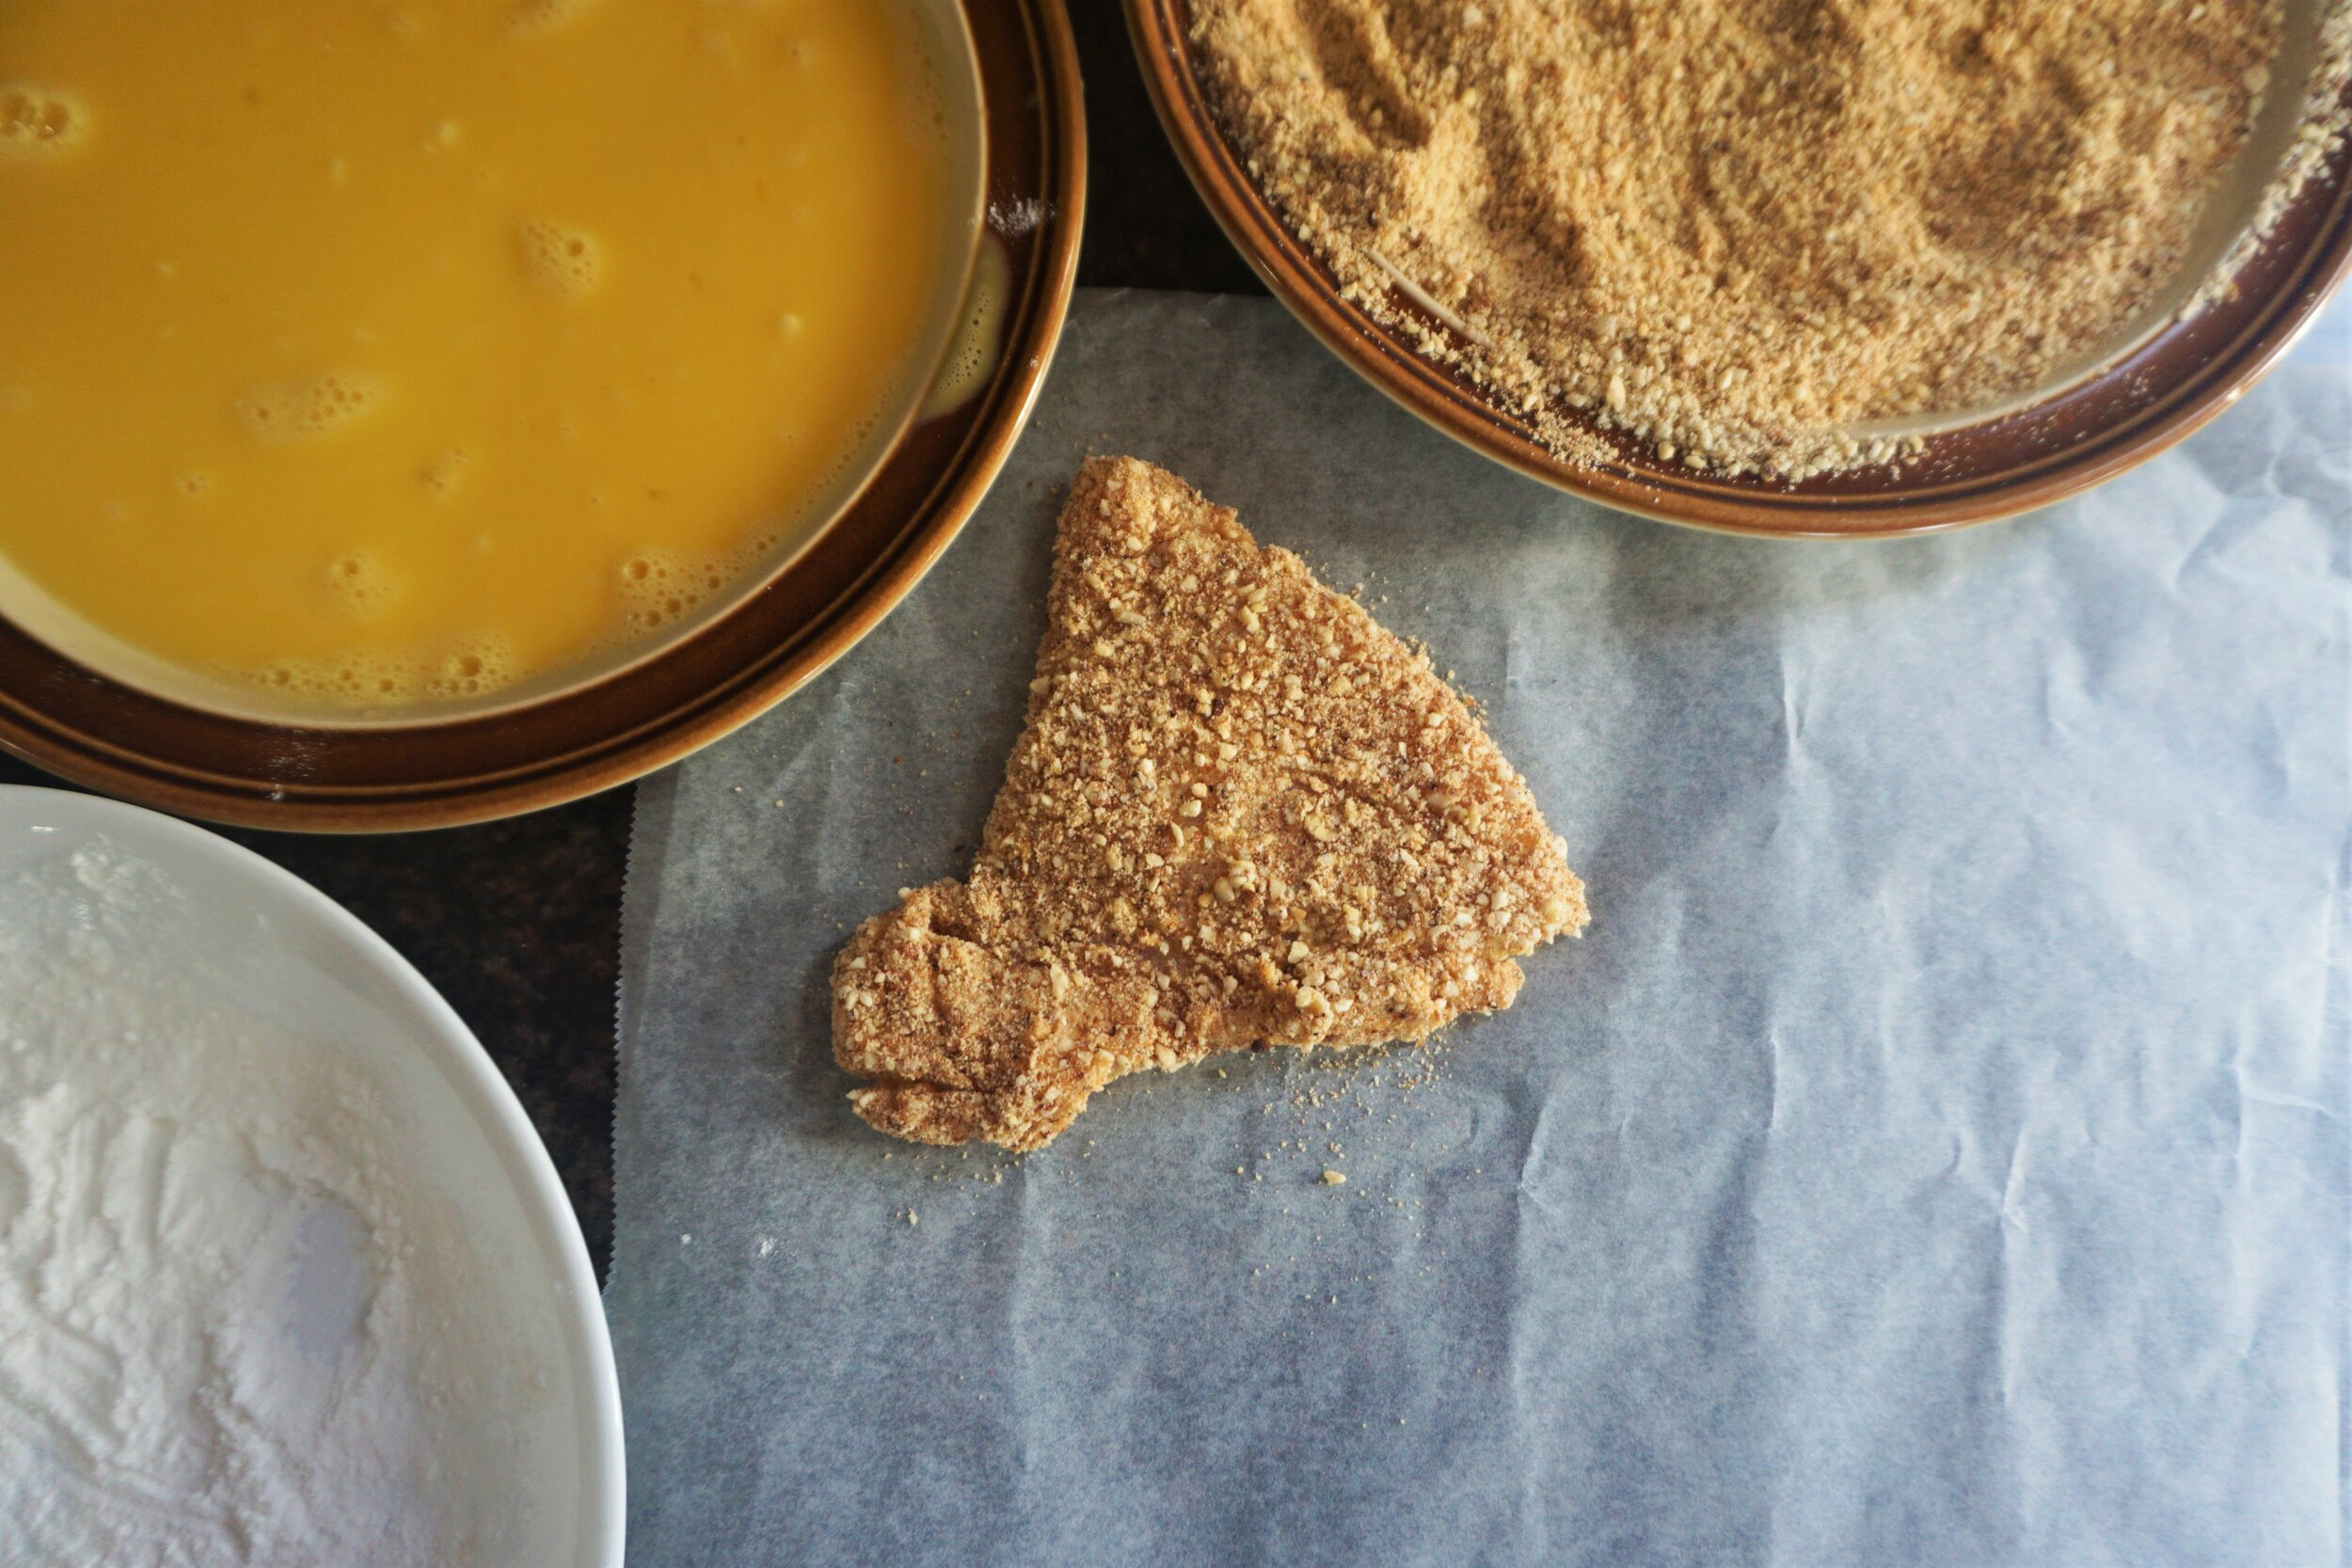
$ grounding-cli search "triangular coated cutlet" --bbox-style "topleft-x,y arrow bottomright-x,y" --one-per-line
832,457 -> 1587,1150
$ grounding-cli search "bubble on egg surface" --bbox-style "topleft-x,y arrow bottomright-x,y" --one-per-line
245,634 -> 516,706
0,84 -> 90,159
506,0 -> 602,36
613,548 -> 690,634
433,642 -> 508,696
516,218 -> 604,298
416,445 -> 471,498
611,537 -> 777,641
234,372 -> 386,443
921,237 -> 1009,420
322,550 -> 397,616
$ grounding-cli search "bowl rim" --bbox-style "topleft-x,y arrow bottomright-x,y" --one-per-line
0,0 -> 1086,831
1121,0 -> 2352,539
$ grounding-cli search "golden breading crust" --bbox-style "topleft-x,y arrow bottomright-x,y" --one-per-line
833,456 -> 1587,1150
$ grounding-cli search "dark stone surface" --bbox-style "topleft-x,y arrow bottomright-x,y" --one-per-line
0,12 -> 1259,1283
1068,1 -> 1264,298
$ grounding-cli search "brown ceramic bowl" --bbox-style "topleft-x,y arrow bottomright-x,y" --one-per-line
1126,0 -> 2352,538
0,0 -> 1083,832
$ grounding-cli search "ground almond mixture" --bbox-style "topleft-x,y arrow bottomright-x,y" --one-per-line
1192,0 -> 2336,478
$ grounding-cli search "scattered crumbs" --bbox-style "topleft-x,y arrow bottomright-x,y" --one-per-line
902,1209 -> 918,1227
678,1233 -> 691,1244
755,1235 -> 776,1257
1321,1169 -> 1347,1186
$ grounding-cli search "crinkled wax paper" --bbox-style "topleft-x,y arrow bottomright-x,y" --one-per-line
607,290 -> 2349,1568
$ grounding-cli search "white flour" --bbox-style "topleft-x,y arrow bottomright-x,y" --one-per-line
0,836 -> 526,1565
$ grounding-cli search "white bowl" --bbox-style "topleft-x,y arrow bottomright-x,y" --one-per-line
0,785 -> 624,1565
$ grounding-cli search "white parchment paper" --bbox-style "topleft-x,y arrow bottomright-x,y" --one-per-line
608,289 -> 2350,1568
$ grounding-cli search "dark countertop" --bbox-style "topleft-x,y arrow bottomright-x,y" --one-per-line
0,8 -> 1260,1282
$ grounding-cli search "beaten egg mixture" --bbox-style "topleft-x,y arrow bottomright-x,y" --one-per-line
0,0 -> 973,713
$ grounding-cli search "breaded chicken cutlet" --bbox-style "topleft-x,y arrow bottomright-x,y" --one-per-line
832,456 -> 1587,1151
